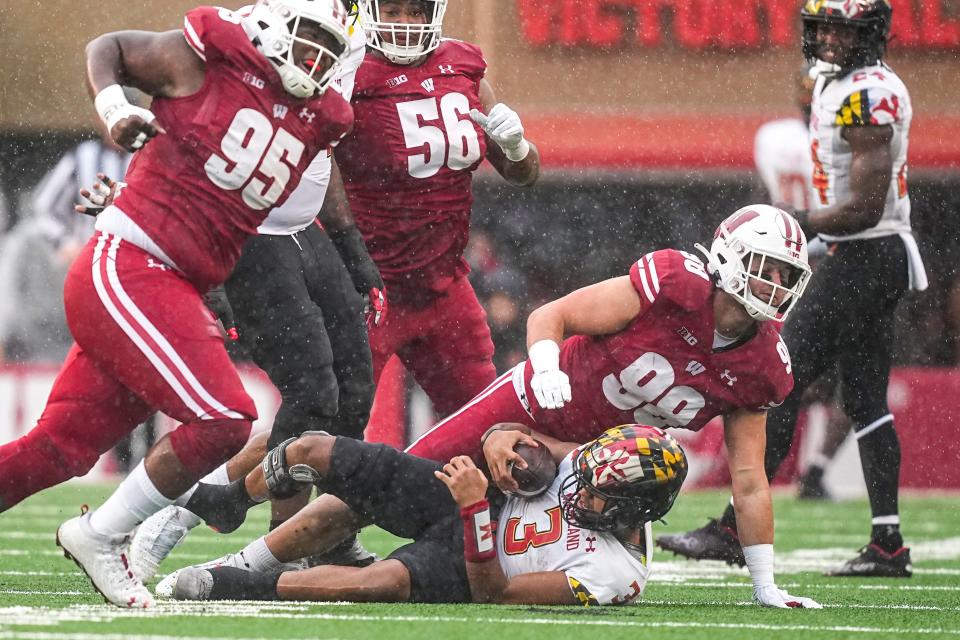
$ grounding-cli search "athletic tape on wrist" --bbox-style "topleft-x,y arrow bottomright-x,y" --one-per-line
505,138 -> 530,162
460,499 -> 496,563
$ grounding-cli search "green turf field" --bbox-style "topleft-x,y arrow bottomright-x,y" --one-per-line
0,482 -> 957,639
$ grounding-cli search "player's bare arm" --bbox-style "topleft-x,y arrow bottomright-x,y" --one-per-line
722,408 -> 774,547
434,456 -> 577,605
802,125 -> 893,236
85,29 -> 204,150
527,276 -> 642,346
474,79 -> 540,187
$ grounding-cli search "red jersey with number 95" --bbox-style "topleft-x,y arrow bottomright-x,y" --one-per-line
113,6 -> 353,291
522,249 -> 794,443
335,40 -> 488,300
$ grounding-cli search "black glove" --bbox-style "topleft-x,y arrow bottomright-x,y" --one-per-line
203,285 -> 239,341
327,225 -> 384,294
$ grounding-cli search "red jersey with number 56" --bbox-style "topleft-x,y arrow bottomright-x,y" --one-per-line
520,249 -> 794,443
335,40 -> 488,300
113,6 -> 353,291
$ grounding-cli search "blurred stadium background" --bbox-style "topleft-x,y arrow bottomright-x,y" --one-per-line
1,0 -> 959,496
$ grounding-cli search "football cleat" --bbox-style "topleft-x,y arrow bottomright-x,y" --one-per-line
56,511 -> 154,608
656,518 -> 746,567
170,567 -> 215,601
825,544 -> 913,578
130,505 -> 201,583
797,470 -> 833,501
306,536 -> 377,568
155,550 -> 305,598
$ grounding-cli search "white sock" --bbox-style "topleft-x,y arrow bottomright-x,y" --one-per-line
241,536 -> 282,572
89,462 -> 174,536
201,463 -> 231,486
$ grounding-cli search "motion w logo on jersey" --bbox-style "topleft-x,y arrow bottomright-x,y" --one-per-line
421,78 -> 435,92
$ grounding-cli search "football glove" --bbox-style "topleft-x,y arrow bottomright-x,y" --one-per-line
95,84 -> 166,151
753,585 -> 823,609
328,225 -> 384,294
203,286 -> 239,341
528,340 -> 571,410
470,103 -> 530,162
364,286 -> 387,328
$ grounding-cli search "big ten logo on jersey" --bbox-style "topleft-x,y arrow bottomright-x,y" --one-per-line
204,108 -> 306,210
396,93 -> 480,178
386,74 -> 408,88
243,72 -> 265,90
503,507 -> 563,555
602,351 -> 706,428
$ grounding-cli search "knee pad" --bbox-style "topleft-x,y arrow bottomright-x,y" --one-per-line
169,418 -> 252,476
262,431 -> 330,499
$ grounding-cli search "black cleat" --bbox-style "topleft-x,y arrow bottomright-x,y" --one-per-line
656,518 -> 745,567
825,544 -> 913,578
307,536 -> 377,568
797,470 -> 833,501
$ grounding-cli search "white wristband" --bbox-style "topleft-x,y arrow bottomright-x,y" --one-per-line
94,84 -> 130,129
742,543 -> 775,589
528,339 -> 560,374
504,138 -> 530,163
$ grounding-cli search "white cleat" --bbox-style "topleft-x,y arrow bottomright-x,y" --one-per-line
130,505 -> 200,583
56,511 -> 155,609
155,550 -> 306,599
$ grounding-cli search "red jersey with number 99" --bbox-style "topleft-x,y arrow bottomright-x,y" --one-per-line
522,249 -> 794,443
335,40 -> 488,301
113,6 -> 353,291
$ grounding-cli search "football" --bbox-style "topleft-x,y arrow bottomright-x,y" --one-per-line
510,440 -> 558,497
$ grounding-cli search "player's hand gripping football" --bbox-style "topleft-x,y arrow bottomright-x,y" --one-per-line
470,103 -> 530,162
435,456 -> 488,508
753,585 -> 823,609
482,427 -> 540,494
95,84 -> 166,151
76,173 -> 126,217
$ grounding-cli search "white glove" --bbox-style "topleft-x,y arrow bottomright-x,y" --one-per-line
753,585 -> 823,609
528,340 -> 571,410
470,103 -> 530,162
95,84 -> 161,150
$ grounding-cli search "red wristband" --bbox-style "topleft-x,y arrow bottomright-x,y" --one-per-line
460,499 -> 496,563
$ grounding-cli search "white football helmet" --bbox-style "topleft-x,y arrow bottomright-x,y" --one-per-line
246,0 -> 352,98
359,0 -> 447,65
696,205 -> 812,322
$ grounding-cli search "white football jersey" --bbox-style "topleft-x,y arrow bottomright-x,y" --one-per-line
809,63 -> 912,242
496,450 -> 653,606
754,118 -> 814,212
257,21 -> 368,235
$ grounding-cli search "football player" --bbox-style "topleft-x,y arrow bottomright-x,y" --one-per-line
161,425 -> 693,606
659,0 -> 925,579
337,0 -> 540,422
166,205 -> 822,608
0,0 -> 355,608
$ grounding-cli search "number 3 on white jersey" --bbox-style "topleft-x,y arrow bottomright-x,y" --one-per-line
205,108 -> 306,210
396,93 -> 481,179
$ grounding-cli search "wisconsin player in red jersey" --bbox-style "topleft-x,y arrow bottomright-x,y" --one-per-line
0,1 -> 354,607
336,0 -> 540,419
156,206 -> 821,609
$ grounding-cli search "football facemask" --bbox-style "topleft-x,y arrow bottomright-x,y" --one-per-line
559,425 -> 688,533
801,0 -> 892,75
248,0 -> 352,98
360,0 -> 446,65
697,205 -> 812,323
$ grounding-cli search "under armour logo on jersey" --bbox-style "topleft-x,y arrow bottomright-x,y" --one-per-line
299,108 -> 315,123
146,258 -> 169,271
585,536 -> 597,553
438,64 -> 455,74
720,369 -> 738,387
421,78 -> 435,92
272,104 -> 288,120
386,74 -> 408,88
686,361 -> 706,376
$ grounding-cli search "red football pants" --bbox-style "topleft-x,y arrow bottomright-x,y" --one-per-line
368,276 -> 496,420
0,233 -> 255,510
405,367 -> 536,462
